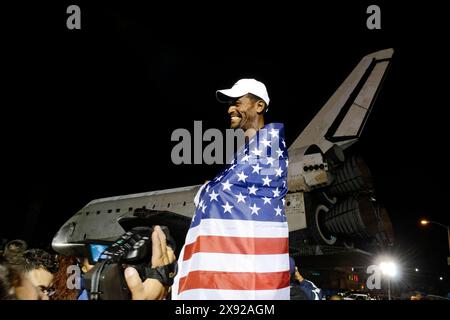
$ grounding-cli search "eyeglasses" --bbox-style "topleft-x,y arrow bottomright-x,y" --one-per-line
38,285 -> 56,297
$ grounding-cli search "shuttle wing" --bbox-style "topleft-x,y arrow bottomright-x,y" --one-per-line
289,48 -> 394,153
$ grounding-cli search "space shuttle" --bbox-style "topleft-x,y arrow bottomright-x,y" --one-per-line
52,49 -> 395,262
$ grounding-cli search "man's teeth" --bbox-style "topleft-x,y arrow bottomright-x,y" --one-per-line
231,116 -> 241,120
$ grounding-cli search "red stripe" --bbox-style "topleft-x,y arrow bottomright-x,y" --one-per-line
178,270 -> 290,294
182,236 -> 289,261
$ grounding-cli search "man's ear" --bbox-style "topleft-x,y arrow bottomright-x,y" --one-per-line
256,100 -> 266,114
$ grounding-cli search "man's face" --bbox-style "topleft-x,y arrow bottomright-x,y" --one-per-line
15,275 -> 49,300
227,95 -> 259,130
26,267 -> 54,297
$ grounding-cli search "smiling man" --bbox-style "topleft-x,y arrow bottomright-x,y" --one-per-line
172,79 -> 290,300
217,79 -> 269,139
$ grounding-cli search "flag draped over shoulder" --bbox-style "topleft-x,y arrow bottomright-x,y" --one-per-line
172,123 -> 290,300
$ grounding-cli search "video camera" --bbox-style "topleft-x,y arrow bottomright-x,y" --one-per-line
83,225 -> 176,300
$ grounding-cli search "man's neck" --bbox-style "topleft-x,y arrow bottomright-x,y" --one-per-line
244,118 -> 265,141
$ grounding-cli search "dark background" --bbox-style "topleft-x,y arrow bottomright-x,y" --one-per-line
2,1 -> 449,291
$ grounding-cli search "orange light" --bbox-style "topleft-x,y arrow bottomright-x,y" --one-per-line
420,220 -> 429,225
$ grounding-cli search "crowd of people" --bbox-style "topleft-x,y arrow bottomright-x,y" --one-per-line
0,226 -> 176,300
1,235 -> 323,300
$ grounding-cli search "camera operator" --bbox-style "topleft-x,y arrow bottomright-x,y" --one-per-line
78,225 -> 176,300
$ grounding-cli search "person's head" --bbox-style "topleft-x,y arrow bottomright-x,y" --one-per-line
289,257 -> 296,283
216,79 -> 269,131
0,259 -> 19,300
3,239 -> 28,265
411,293 -> 423,300
0,258 -> 48,300
22,249 -> 58,296
288,256 -> 304,283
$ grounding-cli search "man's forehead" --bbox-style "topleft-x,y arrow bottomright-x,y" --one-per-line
230,95 -> 250,104
28,267 -> 54,285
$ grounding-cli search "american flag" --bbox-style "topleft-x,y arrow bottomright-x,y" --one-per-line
172,123 -> 290,300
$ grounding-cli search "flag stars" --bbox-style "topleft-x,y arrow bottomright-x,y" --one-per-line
282,139 -> 286,147
252,163 -> 262,174
262,196 -> 272,204
237,171 -> 248,183
269,128 -> 279,138
222,202 -> 233,214
260,138 -> 271,148
209,190 -> 219,202
241,154 -> 251,162
275,167 -> 283,177
249,203 -> 261,215
248,185 -> 258,195
276,149 -> 284,159
282,198 -> 286,206
272,187 -> 281,197
221,180 -> 233,191
262,175 -> 272,186
235,192 -> 247,204
266,157 -> 275,166
251,148 -> 262,157
274,205 -> 283,216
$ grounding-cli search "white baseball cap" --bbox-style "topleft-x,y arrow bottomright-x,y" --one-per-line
216,78 -> 270,110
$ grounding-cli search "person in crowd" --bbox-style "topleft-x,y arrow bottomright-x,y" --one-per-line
0,256 -> 48,300
3,240 -> 58,298
289,257 -> 323,300
21,248 -> 58,297
2,239 -> 28,265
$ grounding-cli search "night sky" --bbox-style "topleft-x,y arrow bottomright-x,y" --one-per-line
2,1 -> 449,283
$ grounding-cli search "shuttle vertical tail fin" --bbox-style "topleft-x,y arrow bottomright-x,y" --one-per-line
289,48 -> 394,153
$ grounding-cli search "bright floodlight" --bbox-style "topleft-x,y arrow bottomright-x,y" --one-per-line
439,277 -> 443,281
415,268 -> 419,272
420,220 -> 429,225
380,261 -> 397,277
